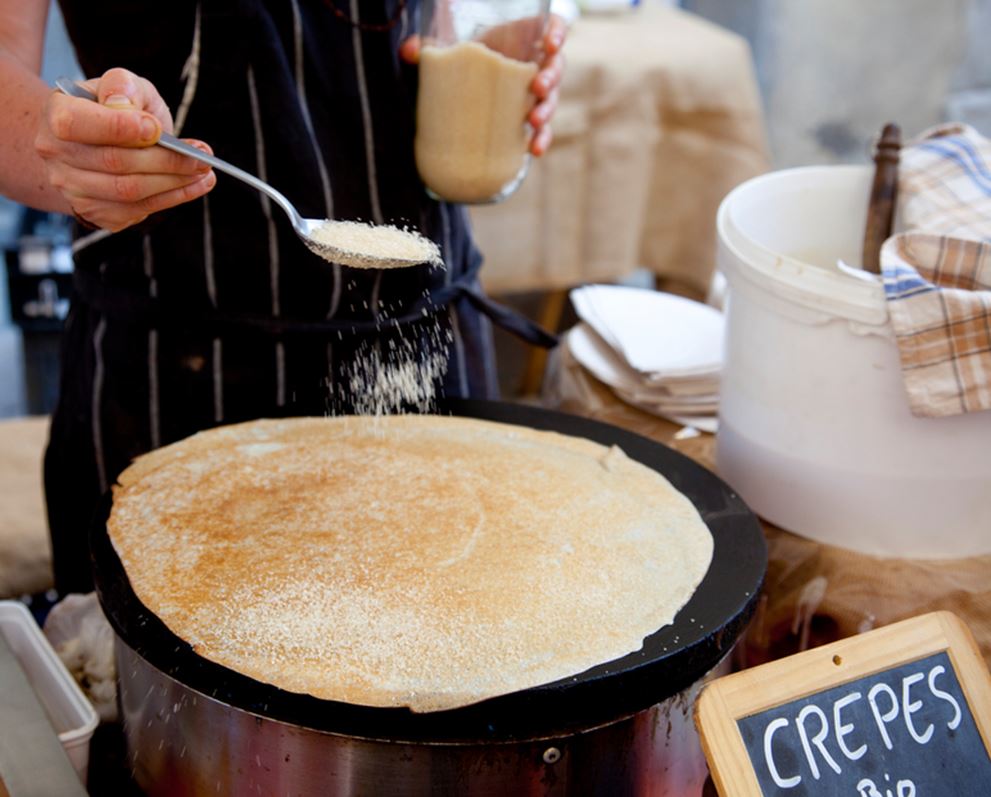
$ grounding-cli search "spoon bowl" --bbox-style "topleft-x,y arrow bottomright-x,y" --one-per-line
55,77 -> 438,270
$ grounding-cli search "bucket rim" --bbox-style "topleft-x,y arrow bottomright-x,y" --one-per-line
716,165 -> 888,325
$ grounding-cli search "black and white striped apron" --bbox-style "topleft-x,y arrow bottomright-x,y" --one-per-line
48,0 -> 553,594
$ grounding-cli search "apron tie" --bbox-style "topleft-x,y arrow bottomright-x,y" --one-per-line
73,265 -> 558,348
455,284 -> 558,349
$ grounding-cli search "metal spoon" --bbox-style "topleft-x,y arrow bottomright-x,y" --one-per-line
54,77 -> 437,269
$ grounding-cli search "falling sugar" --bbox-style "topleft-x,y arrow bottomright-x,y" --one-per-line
328,315 -> 453,417
314,221 -> 454,416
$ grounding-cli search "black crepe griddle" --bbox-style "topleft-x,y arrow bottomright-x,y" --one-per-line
91,399 -> 766,742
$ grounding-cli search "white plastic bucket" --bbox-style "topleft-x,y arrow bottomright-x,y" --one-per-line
716,165 -> 991,559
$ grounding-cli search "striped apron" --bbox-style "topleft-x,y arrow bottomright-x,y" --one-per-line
49,0 -> 552,594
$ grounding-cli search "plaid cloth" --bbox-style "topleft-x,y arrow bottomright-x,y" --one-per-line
881,124 -> 991,417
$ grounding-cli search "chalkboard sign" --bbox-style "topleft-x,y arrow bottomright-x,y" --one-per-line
696,612 -> 991,796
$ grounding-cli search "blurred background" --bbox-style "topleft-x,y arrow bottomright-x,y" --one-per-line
684,0 -> 991,165
2,0 -> 989,418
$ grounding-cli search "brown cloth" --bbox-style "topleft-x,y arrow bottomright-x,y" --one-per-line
544,344 -> 991,668
881,124 -> 991,418
0,417 -> 53,597
472,4 -> 770,297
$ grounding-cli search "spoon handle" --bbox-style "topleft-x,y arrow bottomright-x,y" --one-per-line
53,77 -> 303,228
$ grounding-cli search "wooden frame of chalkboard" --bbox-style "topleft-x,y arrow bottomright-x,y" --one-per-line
696,611 -> 991,796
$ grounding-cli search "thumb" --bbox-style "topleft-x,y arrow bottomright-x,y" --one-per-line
96,67 -> 144,109
92,67 -> 167,142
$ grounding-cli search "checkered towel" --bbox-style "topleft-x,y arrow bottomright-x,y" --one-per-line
881,124 -> 991,417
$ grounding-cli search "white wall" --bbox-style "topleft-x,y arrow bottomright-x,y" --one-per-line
685,0 -> 988,167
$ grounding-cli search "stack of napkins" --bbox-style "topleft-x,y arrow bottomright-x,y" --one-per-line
567,285 -> 724,432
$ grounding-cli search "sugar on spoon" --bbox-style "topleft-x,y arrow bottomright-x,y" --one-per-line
55,77 -> 440,270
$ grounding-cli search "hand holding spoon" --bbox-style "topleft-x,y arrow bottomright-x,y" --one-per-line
55,77 -> 440,269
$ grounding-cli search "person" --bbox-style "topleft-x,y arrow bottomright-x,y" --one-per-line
0,0 -> 566,595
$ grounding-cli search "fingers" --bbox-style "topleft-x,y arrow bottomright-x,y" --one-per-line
543,14 -> 567,55
530,123 -> 553,157
37,137 -> 213,177
36,130 -> 216,230
67,171 -> 217,233
92,67 -> 174,133
529,88 -> 558,130
50,67 -> 174,149
532,50 -> 564,100
57,166 -> 213,206
91,67 -> 143,106
47,92 -> 162,148
527,15 -> 566,157
37,68 -> 214,231
399,35 -> 421,64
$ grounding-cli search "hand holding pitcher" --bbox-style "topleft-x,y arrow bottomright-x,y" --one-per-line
406,0 -> 564,204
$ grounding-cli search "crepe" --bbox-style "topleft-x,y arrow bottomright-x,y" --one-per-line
108,415 -> 713,712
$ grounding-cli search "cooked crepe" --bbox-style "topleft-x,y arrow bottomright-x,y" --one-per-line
108,415 -> 713,712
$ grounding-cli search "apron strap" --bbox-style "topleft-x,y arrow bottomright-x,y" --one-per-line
456,284 -> 558,349
73,266 -> 558,348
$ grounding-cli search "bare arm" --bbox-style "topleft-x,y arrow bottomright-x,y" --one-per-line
0,0 -> 71,212
0,0 -> 216,230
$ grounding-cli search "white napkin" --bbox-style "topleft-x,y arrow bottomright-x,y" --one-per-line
567,323 -> 719,397
566,325 -> 720,426
566,285 -> 725,431
570,285 -> 724,378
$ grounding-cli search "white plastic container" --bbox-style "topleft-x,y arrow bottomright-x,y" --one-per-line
715,165 -> 991,559
0,601 -> 98,782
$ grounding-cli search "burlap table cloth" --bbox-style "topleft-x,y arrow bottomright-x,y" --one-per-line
544,344 -> 991,668
472,4 -> 770,298
0,417 -> 53,597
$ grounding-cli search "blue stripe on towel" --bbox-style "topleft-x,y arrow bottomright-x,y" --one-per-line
917,141 -> 991,196
946,134 -> 991,185
883,263 -> 936,300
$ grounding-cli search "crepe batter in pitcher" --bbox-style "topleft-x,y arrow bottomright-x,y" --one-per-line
415,41 -> 538,203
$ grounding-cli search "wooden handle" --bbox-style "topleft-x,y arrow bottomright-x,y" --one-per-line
861,122 -> 901,274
